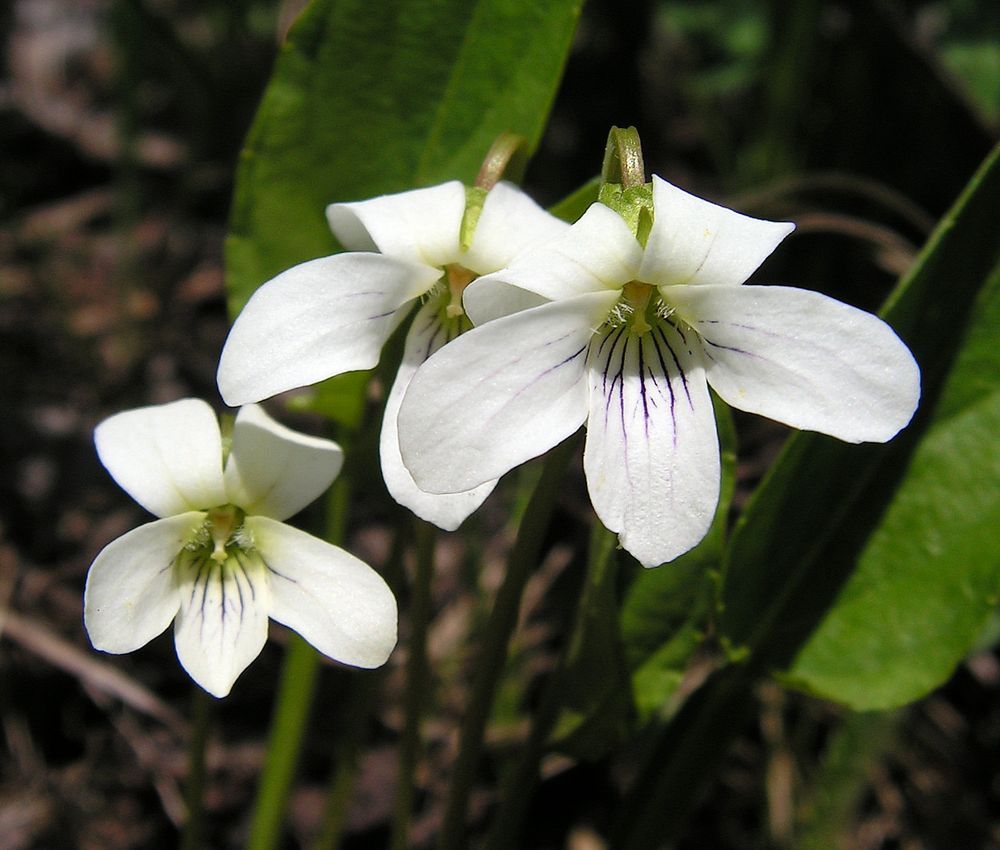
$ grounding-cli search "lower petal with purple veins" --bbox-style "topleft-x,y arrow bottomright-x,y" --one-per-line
584,322 -> 721,567
173,546 -> 271,698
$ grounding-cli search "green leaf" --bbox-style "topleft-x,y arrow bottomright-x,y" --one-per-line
787,261 -> 1000,709
225,0 -> 583,314
721,142 -> 1000,701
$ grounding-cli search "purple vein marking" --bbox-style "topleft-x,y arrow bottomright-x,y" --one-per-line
193,559 -> 212,640
217,565 -> 227,628
656,324 -> 693,407
649,329 -> 679,445
261,555 -> 298,585
597,331 -> 624,429
234,551 -> 257,602
597,324 -> 622,358
487,341 -> 589,432
637,336 -> 651,438
420,316 -> 445,361
697,317 -> 785,341
701,337 -> 755,357
599,326 -> 626,396
659,327 -> 692,408
674,324 -> 695,357
606,336 -> 627,439
544,344 -> 589,380
492,327 -> 586,397
230,558 -> 247,618
641,334 -> 669,407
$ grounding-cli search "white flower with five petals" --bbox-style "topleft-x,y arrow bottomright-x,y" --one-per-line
217,181 -> 568,530
396,177 -> 921,567
84,398 -> 397,697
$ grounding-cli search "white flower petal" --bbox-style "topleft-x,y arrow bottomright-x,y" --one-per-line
398,290 -> 619,494
380,301 -> 498,530
173,547 -> 272,698
669,284 -> 921,442
462,181 -> 570,273
463,278 -> 551,325
584,324 -> 720,567
218,253 -> 439,406
639,176 -> 794,287
95,399 -> 227,517
325,181 -> 466,267
84,513 -> 199,653
224,404 -> 343,521
472,203 -> 642,302
252,517 -> 397,669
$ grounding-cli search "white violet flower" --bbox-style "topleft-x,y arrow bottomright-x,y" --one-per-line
217,181 -> 568,531
396,176 -> 921,568
84,398 -> 397,697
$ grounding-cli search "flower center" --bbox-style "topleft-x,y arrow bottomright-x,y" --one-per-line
181,505 -> 250,562
205,505 -> 244,562
175,504 -> 257,582
622,281 -> 654,335
605,282 -> 683,337
444,264 -> 477,318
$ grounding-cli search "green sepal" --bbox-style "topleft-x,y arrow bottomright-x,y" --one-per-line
598,182 -> 655,246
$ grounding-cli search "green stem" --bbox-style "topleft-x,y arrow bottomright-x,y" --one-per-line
475,133 -> 530,190
486,523 -> 619,850
390,520 -> 437,850
179,686 -> 213,850
311,750 -> 357,850
436,436 -> 577,850
246,635 -> 322,850
247,456 -> 353,850
310,670 -> 384,850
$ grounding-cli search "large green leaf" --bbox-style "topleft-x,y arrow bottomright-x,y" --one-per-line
722,141 -> 1000,688
225,0 -> 583,313
787,261 -> 1000,708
